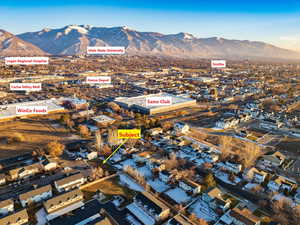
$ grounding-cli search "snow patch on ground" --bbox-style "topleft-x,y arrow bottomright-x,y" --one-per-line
120,158 -> 136,168
136,166 -> 152,179
119,173 -> 144,192
215,171 -> 241,185
147,178 -> 170,193
165,187 -> 191,204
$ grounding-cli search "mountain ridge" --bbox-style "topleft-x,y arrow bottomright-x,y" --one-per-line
0,25 -> 298,60
0,29 -> 47,56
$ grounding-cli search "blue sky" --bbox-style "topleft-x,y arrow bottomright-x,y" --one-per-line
1,0 -> 300,50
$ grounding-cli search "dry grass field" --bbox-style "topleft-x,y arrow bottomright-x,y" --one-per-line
0,118 -> 71,158
82,177 -> 136,200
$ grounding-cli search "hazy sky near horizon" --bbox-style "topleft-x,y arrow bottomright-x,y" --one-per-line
2,0 -> 300,51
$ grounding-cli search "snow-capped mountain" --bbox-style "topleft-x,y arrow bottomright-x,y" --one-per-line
1,24 -> 298,59
0,29 -> 47,56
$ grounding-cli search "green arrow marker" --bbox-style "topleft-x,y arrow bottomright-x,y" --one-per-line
103,139 -> 128,164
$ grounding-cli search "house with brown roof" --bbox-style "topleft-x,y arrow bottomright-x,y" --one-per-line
8,163 -> 41,181
54,173 -> 86,193
202,187 -> 231,212
19,185 -> 52,207
244,167 -> 268,184
43,189 -> 84,221
0,209 -> 28,225
0,199 -> 14,216
267,176 -> 297,193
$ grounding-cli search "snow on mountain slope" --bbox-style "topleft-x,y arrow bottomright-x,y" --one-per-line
14,25 -> 300,59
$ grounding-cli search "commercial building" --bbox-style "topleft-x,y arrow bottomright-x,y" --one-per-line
115,93 -> 197,115
91,115 -> 116,126
0,99 -> 65,121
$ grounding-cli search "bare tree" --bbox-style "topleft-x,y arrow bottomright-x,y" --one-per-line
219,135 -> 233,160
272,197 -> 300,225
240,141 -> 263,168
91,167 -> 104,180
102,144 -> 112,156
108,128 -> 122,146
95,130 -> 102,151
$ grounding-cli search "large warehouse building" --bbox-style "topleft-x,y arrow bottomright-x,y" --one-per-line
115,93 -> 197,115
0,99 -> 65,121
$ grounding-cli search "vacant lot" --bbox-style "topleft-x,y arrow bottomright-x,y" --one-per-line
0,118 -> 72,158
82,177 -> 136,200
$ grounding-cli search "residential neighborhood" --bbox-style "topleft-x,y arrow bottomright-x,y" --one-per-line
0,3 -> 300,224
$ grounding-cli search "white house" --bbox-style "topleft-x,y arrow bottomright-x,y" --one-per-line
87,151 -> 98,160
178,178 -> 202,195
9,163 -> 41,180
159,170 -> 171,183
0,199 -> 14,215
55,173 -> 86,193
42,159 -> 58,171
174,122 -> 190,134
19,185 -> 52,207
219,162 -> 242,174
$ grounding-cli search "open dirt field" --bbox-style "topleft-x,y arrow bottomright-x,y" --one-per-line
0,118 -> 72,158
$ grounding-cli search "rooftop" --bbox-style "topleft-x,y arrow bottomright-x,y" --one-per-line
0,209 -> 28,224
92,115 -> 116,123
135,191 -> 169,215
0,99 -> 65,120
115,93 -> 196,110
43,189 -> 83,213
19,185 -> 52,201
55,173 -> 84,187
